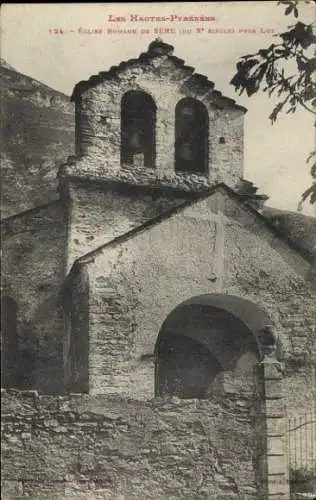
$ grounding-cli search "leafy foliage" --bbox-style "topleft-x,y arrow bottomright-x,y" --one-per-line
230,0 -> 316,206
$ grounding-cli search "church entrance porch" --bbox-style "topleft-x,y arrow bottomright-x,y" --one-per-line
154,294 -> 290,499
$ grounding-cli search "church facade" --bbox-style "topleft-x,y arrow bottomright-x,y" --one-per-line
1,40 -> 315,500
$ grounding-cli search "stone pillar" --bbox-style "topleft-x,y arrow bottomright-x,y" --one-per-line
257,357 -> 290,500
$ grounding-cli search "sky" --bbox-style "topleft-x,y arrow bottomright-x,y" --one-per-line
1,2 -> 315,216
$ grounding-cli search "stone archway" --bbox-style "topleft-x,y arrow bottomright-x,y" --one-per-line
155,301 -> 261,399
154,294 -> 289,500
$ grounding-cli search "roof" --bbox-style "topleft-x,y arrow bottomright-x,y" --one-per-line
71,39 -> 247,112
74,183 -> 314,268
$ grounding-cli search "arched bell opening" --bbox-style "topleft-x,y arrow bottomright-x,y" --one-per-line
174,97 -> 209,174
120,90 -> 156,168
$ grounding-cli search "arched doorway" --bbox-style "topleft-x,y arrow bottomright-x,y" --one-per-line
155,300 -> 261,399
154,294 -> 286,499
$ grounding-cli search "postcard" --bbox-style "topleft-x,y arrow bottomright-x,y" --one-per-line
1,3 -> 315,499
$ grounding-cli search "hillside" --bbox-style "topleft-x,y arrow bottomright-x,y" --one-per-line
0,60 -> 75,219
263,206 -> 316,257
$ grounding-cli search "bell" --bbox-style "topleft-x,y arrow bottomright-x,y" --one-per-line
179,141 -> 193,161
127,129 -> 141,151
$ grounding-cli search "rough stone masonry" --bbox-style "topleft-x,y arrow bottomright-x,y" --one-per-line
1,39 -> 316,500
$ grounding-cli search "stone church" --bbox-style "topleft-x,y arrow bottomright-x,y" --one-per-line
1,39 -> 316,500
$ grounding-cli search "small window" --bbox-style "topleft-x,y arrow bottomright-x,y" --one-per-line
175,98 -> 209,174
121,91 -> 156,168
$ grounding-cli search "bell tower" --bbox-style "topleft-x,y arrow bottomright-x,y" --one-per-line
58,39 -> 262,270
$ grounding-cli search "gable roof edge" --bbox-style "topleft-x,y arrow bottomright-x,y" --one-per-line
71,183 -> 314,271
70,39 -> 247,112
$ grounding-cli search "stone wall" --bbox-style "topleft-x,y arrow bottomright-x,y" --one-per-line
62,42 -> 245,192
1,201 -> 68,392
65,180 -> 188,269
221,194 -> 316,421
64,264 -> 90,392
1,390 -> 260,500
76,188 -> 315,417
74,77 -> 244,185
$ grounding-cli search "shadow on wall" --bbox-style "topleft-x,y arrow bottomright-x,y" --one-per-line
1,296 -> 19,388
1,294 -> 54,391
155,302 -> 260,400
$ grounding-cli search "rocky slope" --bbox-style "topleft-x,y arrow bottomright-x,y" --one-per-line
263,206 -> 316,258
0,60 -> 75,219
